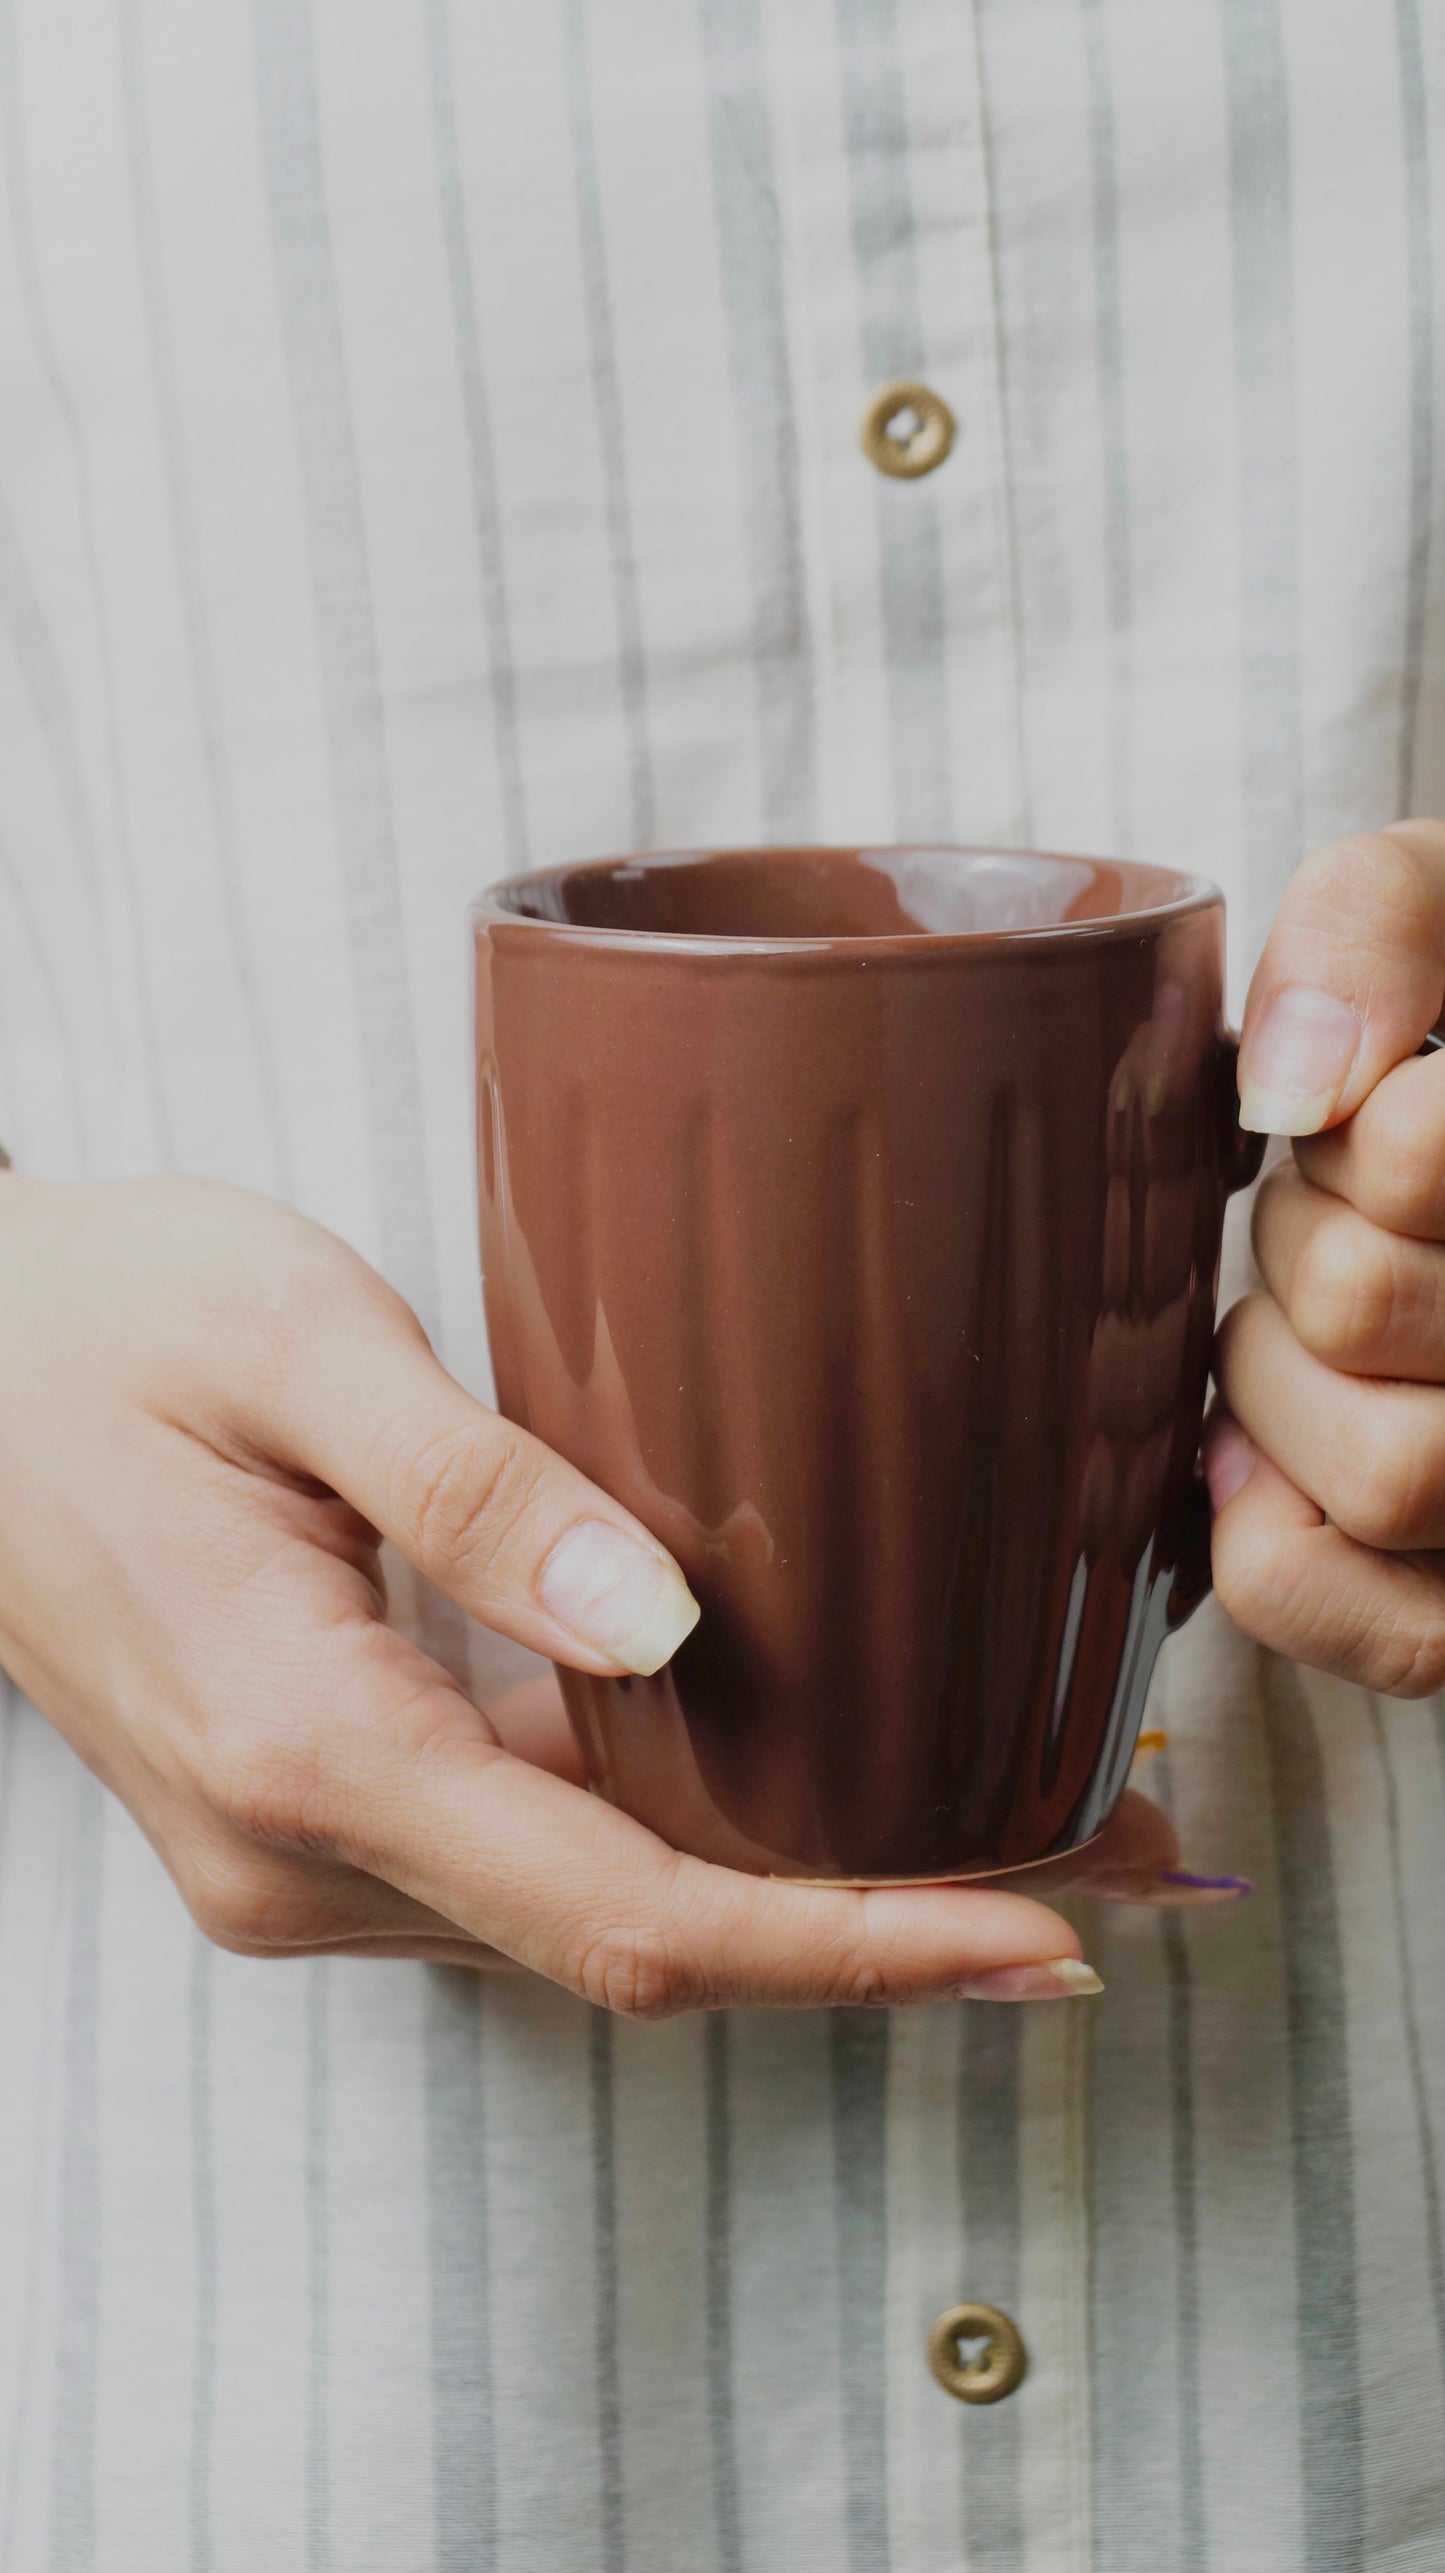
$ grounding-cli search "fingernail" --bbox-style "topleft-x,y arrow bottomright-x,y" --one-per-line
957,1957 -> 1105,2002
1239,987 -> 1361,1134
538,1522 -> 701,1675
1204,1415 -> 1258,1510
1082,1867 -> 1253,1908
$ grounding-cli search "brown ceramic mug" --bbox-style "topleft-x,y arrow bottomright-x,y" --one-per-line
471,847 -> 1262,1883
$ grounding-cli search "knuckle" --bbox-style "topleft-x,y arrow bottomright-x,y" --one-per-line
1288,1223 -> 1398,1367
209,1730 -> 339,1863
1340,1411 -> 1445,1549
829,1957 -> 895,2008
1211,1513 -> 1297,1641
1357,1595 -> 1439,1698
177,1847 -> 325,1956
392,1415 -> 547,1579
1365,1111 -> 1445,1239
573,1921 -> 703,2020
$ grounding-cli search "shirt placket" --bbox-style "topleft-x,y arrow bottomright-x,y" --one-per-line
760,7 -> 1088,2564
761,0 -> 1027,852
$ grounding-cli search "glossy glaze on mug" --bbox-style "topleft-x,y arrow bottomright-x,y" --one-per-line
472,848 -> 1262,1881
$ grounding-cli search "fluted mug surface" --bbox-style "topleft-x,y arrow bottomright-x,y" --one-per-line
471,847 -> 1262,1882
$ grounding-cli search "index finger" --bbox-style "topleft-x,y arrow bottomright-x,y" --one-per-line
1238,820 -> 1445,1136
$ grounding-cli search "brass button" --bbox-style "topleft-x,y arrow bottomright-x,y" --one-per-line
927,2303 -> 1027,2404
858,379 -> 955,479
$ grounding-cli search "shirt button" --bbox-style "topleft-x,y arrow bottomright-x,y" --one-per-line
858,378 -> 956,479
927,2302 -> 1028,2404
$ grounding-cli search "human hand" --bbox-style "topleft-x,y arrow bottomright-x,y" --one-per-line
1208,819 -> 1445,1690
0,1174 -> 1215,2014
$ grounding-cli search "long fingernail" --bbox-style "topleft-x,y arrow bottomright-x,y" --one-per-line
1082,1868 -> 1253,1908
1239,987 -> 1361,1134
957,1958 -> 1104,2002
1203,1415 -> 1258,1510
538,1522 -> 700,1675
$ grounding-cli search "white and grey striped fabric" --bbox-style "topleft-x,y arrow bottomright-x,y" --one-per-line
1,2 -> 1443,2565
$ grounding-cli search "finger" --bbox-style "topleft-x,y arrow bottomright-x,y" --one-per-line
485,1671 -> 588,1784
1237,819 -> 1445,1135
1203,1408 -> 1445,1694
1251,1159 -> 1445,1376
307,1625 -> 1100,2013
266,1294 -> 700,1680
1293,1051 -> 1445,1242
473,1681 -> 1230,1912
1217,1292 -> 1445,1549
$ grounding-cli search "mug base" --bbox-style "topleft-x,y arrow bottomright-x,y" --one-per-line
767,1823 -> 1107,1888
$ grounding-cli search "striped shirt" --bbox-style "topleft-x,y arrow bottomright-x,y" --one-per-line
0,2 -> 1442,2566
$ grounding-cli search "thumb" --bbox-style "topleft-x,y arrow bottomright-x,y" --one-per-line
1238,820 -> 1445,1135
268,1283 -> 700,1678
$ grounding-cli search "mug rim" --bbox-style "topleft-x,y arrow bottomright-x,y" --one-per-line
472,844 -> 1222,955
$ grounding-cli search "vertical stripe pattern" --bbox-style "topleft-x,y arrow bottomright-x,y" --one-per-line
834,0 -> 953,840
306,1962 -> 331,2573
704,2017 -> 743,2573
424,1972 -> 494,2572
589,2010 -> 625,2573
188,1941 -> 216,2573
1394,0 -> 1436,815
1217,0 -> 1302,916
425,0 -> 532,875
252,0 -> 442,1320
1078,0 -> 1133,857
557,0 -> 654,849
46,1778 -> 103,2573
0,8 -> 1443,2570
959,2009 -> 1024,2571
1263,1661 -> 1364,2572
699,0 -> 816,839
832,2011 -> 889,2573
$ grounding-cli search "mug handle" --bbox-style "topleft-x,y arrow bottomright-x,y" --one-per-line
1165,1033 -> 1266,1629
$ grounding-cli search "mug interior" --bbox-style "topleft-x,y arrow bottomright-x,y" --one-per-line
485,846 -> 1211,941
